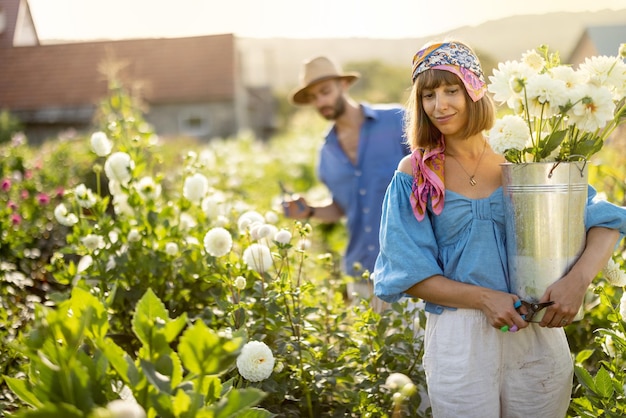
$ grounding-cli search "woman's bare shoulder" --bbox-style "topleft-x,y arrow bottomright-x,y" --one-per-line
398,154 -> 414,175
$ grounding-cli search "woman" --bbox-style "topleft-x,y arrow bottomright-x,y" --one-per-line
372,40 -> 626,417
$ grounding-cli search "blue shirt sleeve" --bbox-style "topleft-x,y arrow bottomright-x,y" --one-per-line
585,185 -> 626,240
372,170 -> 443,302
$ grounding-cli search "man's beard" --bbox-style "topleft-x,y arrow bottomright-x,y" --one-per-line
319,96 -> 346,121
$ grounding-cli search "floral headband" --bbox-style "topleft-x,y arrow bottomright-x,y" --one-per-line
411,42 -> 487,102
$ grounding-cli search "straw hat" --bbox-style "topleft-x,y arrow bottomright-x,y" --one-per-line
290,56 -> 360,105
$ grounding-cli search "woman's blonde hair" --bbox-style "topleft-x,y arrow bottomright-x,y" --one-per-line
404,57 -> 495,151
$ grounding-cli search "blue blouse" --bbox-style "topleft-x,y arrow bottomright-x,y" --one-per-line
373,170 -> 626,313
317,104 -> 409,276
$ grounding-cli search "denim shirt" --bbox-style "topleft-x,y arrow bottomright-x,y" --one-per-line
317,103 -> 409,276
373,170 -> 626,313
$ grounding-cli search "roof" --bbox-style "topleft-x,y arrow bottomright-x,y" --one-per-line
583,24 -> 625,56
0,33 -> 237,111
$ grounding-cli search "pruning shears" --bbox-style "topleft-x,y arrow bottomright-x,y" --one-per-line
515,300 -> 555,322
279,181 -> 306,211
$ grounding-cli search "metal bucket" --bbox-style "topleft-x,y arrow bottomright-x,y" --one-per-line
501,161 -> 588,321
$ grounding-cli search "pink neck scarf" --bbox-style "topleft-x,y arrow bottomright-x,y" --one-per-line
409,141 -> 446,221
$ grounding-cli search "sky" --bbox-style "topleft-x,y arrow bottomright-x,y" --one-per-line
29,0 -> 626,41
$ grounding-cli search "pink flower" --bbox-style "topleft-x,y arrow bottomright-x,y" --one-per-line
24,170 -> 33,180
55,187 -> 65,198
7,200 -> 17,210
11,213 -> 21,226
1,179 -> 10,191
37,193 -> 50,205
20,190 -> 29,199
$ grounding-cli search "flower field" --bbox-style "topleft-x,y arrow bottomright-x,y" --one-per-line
1,81 -> 626,417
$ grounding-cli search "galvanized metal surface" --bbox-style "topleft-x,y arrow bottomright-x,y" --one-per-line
501,162 -> 588,321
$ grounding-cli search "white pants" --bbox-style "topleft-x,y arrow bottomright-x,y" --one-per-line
422,308 -> 573,418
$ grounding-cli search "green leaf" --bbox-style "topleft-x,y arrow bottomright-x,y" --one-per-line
132,288 -> 171,353
149,390 -> 176,418
235,407 -> 277,418
594,367 -> 615,399
539,129 -> 567,159
574,365 -> 597,393
210,388 -> 267,418
141,358 -> 173,394
178,321 -> 242,376
575,349 -> 594,363
164,312 -> 189,343
14,402 -> 84,417
4,376 -> 43,408
69,286 -> 109,342
172,388 -> 192,416
99,337 -> 142,387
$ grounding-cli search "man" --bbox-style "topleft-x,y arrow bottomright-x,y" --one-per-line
283,56 -> 410,303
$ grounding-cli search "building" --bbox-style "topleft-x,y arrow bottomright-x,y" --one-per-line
0,0 -> 276,143
567,24 -> 625,66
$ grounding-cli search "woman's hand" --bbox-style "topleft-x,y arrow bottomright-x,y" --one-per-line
539,227 -> 620,328
479,290 -> 529,332
537,272 -> 587,328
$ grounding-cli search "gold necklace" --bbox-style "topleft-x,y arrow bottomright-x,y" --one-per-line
446,140 -> 487,186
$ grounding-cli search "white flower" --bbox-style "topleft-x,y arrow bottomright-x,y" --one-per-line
54,203 -> 78,226
524,73 -> 568,118
296,238 -> 312,251
128,229 -> 141,243
522,49 -> 545,71
549,65 -> 584,91
265,210 -> 279,224
385,372 -> 413,390
74,184 -> 97,208
488,60 -> 536,107
243,243 -> 273,273
201,190 -> 227,218
621,291 -> 626,320
165,242 -> 179,256
179,213 -> 196,231
136,176 -> 161,200
203,227 -> 233,257
105,152 -> 134,185
603,258 -> 626,287
488,115 -> 529,155
106,256 -> 116,271
274,229 -> 292,245
567,84 -> 615,132
238,210 -> 266,234
218,327 -> 233,339
385,373 -> 417,399
252,223 -> 277,243
106,399 -> 146,418
76,255 -> 93,273
579,55 -> 626,99
234,275 -> 247,290
112,192 -> 134,217
183,173 -> 209,203
81,234 -> 105,251
90,131 -> 112,157
236,341 -> 275,382
487,45 -> 626,163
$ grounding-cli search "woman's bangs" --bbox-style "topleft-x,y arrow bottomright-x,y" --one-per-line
417,69 -> 461,91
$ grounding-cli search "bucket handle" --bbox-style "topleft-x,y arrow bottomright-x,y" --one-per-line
548,156 -> 587,178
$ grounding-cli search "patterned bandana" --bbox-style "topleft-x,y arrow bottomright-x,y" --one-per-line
411,42 -> 487,102
409,140 -> 446,222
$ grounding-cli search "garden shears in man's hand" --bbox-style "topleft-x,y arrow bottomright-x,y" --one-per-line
279,181 -> 306,213
514,300 -> 555,322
